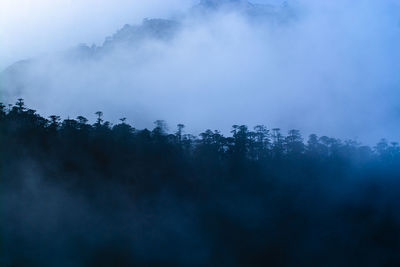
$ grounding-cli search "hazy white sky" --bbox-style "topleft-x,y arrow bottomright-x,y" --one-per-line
0,0 -> 197,68
1,0 -> 399,69
0,0 -> 282,68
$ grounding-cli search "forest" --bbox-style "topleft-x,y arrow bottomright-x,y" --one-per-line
1,99 -> 400,266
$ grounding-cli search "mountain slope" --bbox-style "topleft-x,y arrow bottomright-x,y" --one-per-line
0,1 -> 293,98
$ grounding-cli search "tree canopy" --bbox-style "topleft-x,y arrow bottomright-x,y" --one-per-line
1,99 -> 400,266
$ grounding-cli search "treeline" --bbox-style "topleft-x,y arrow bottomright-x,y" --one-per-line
1,99 -> 400,266
1,99 -> 399,166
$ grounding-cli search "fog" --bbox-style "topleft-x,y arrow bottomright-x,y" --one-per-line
3,2 -> 400,266
1,0 -> 400,143
0,0 -> 206,68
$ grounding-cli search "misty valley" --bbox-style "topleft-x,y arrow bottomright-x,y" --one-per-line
1,0 -> 400,266
1,100 -> 400,266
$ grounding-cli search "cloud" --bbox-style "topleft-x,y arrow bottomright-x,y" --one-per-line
1,0 -> 400,143
0,0 -> 197,68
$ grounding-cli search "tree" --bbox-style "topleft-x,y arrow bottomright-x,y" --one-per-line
153,120 -> 168,136
375,138 -> 389,156
252,125 -> 270,160
48,115 -> 61,133
15,98 -> 26,113
0,103 -> 6,120
113,118 -> 134,139
176,124 -> 185,143
271,128 -> 284,158
95,111 -> 104,126
285,129 -> 304,155
77,116 -> 88,125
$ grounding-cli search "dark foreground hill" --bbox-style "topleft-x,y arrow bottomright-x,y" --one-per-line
1,99 -> 400,266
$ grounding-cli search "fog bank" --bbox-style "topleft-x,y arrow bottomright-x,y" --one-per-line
1,0 -> 400,143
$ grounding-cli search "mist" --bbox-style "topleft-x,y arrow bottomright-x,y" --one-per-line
1,0 -> 400,142
3,1 -> 400,266
0,0 -> 197,68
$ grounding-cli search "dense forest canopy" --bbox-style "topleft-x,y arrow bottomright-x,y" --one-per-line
1,99 -> 400,266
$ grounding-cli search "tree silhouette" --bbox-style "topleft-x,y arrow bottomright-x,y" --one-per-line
95,111 -> 104,126
1,99 -> 400,267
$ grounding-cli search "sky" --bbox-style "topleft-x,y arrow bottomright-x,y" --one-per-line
0,0 -> 199,68
0,0 -> 281,68
1,0 -> 400,143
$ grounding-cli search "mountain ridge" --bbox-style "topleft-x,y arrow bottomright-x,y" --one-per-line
0,0 -> 293,98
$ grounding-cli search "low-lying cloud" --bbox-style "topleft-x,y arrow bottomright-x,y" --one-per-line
1,0 -> 400,143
